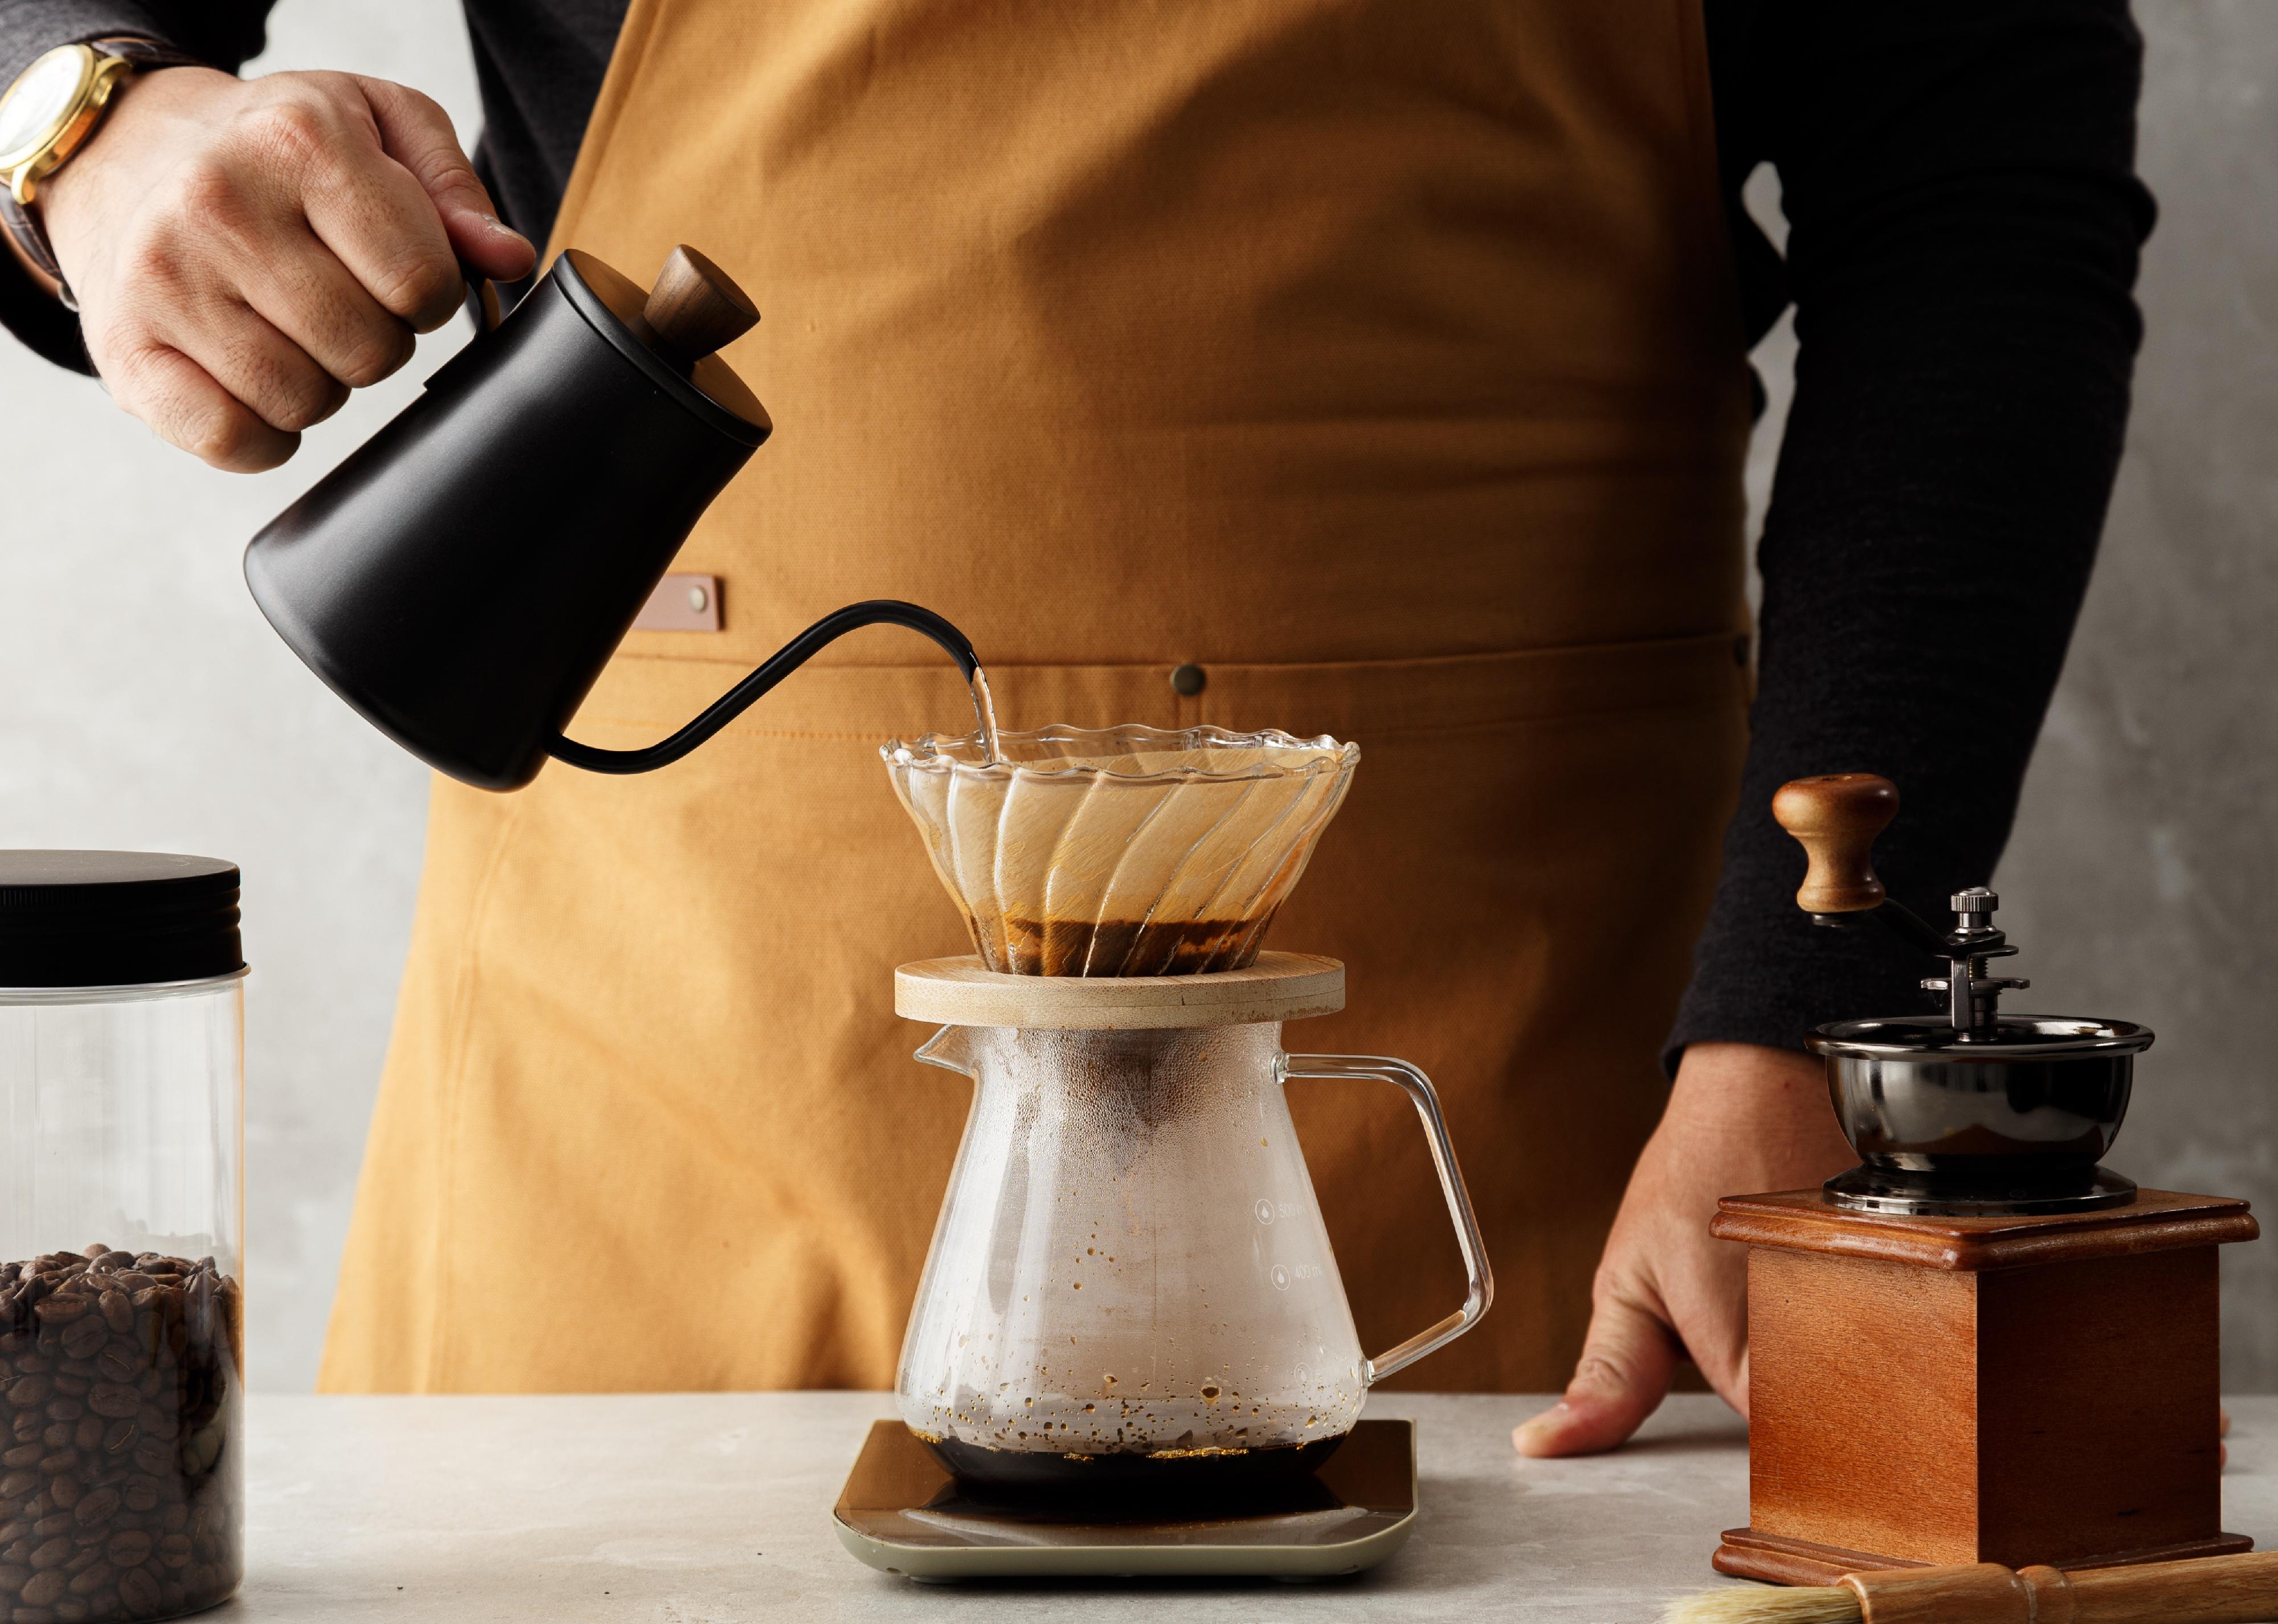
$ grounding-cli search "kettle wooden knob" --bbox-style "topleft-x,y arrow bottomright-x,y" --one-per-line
643,245 -> 759,360
1773,773 -> 1899,914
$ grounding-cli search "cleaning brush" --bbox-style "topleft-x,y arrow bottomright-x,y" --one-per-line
1663,1588 -> 1859,1624
1662,1549 -> 2278,1624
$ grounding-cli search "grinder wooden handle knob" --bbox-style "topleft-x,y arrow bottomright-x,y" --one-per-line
643,245 -> 759,360
1772,773 -> 1899,915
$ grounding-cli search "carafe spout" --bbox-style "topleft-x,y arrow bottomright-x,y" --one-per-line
913,1025 -> 978,1078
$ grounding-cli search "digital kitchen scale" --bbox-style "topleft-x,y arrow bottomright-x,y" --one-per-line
832,1417 -> 1418,1581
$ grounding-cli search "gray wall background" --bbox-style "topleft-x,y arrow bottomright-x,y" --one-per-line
3,3 -> 2273,1392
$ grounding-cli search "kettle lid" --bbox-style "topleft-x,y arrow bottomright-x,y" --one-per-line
556,247 -> 773,447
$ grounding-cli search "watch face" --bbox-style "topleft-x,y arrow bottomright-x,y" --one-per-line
0,45 -> 97,174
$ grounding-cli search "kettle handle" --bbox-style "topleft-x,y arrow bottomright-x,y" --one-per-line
548,599 -> 980,775
463,265 -> 503,333
1277,1052 -> 1494,1384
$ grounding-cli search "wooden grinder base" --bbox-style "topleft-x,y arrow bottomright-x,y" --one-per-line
1710,1188 -> 2258,1584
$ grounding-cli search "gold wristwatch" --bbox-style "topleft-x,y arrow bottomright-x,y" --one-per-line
0,38 -> 199,309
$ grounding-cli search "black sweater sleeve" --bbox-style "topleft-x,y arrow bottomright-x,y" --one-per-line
0,0 -> 270,370
1668,0 -> 2155,1062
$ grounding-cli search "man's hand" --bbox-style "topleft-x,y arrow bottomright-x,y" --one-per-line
37,65 -> 535,472
1512,1042 -> 1854,1456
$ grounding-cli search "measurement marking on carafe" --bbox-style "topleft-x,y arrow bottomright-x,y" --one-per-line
1254,1198 -> 1274,1226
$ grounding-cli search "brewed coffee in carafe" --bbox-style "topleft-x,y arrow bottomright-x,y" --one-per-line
883,727 -> 1492,1500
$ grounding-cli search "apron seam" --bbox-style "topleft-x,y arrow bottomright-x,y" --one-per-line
564,691 -> 1748,742
599,633 -> 1756,676
424,788 -> 530,1392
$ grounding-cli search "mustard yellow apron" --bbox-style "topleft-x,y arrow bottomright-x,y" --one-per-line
320,0 -> 1753,1393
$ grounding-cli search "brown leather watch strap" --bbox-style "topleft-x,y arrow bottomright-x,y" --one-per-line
1,37 -> 203,303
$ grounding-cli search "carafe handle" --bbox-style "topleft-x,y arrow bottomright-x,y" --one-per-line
1278,1053 -> 1493,1384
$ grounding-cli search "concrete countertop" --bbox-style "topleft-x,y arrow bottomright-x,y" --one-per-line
242,1392 -> 2278,1622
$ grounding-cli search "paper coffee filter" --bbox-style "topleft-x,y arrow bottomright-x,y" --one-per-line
881,724 -> 1359,976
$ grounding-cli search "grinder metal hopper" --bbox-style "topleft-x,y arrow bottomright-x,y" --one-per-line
881,724 -> 1358,975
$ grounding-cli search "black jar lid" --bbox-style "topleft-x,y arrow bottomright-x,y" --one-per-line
0,852 -> 243,989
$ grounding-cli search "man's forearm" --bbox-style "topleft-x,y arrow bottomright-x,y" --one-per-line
1669,0 -> 2154,1063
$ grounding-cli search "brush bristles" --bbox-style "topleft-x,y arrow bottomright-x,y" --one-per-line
1659,1583 -> 1863,1624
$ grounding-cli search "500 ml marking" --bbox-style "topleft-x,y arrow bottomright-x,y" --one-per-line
1252,1198 -> 1300,1225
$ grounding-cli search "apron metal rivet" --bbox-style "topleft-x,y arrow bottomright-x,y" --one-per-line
1170,663 -> 1207,696
688,585 -> 711,613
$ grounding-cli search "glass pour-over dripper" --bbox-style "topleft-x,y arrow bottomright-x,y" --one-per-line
881,725 -> 1358,975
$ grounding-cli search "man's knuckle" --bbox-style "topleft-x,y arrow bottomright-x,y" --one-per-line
374,254 -> 458,319
172,156 -> 248,225
1573,1351 -> 1636,1391
180,406 -> 251,464
337,326 -> 412,388
239,98 -> 334,168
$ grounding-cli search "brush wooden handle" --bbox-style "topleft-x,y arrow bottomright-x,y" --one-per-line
1772,773 -> 1898,914
1848,1552 -> 2278,1624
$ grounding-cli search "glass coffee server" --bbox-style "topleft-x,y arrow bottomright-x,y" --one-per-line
0,852 -> 246,1621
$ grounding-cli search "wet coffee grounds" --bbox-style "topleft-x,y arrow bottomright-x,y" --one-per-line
0,1246 -> 241,1622
988,916 -> 1273,976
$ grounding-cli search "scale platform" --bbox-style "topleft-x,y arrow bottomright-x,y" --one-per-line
832,1417 -> 1417,1581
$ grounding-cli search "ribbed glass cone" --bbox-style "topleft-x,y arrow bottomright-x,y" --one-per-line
881,724 -> 1359,976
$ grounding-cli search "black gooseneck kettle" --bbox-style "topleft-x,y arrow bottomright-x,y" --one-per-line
243,245 -> 976,792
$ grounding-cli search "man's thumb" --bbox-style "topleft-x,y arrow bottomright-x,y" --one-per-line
1512,1290 -> 1679,1458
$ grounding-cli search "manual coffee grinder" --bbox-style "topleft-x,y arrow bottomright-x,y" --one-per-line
1712,773 -> 2257,1584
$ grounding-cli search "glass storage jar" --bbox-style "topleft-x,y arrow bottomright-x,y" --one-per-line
0,852 -> 246,1621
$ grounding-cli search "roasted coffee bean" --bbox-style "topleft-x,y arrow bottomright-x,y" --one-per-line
112,1570 -> 156,1616
0,1254 -> 237,1622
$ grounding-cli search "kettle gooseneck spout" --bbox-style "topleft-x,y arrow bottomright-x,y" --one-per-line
547,599 -> 978,775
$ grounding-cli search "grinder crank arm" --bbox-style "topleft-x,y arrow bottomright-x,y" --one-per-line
1770,773 -> 1948,953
